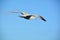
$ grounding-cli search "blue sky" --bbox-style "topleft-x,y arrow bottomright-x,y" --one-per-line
0,0 -> 59,40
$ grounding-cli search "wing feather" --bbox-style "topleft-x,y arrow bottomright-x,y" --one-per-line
20,12 -> 29,15
38,16 -> 46,22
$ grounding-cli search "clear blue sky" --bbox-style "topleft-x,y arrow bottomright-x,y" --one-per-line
0,0 -> 59,40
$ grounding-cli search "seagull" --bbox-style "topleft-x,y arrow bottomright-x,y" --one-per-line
12,12 -> 46,22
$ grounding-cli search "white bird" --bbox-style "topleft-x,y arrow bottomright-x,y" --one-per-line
12,12 -> 46,22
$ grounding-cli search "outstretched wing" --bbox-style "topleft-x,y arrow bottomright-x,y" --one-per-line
20,12 -> 29,15
38,16 -> 46,22
11,10 -> 19,13
11,11 -> 29,15
11,12 -> 19,13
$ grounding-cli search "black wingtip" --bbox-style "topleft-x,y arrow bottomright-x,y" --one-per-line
40,16 -> 47,22
42,18 -> 47,22
43,19 -> 47,22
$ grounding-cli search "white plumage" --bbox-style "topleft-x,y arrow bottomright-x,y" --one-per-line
12,11 -> 46,22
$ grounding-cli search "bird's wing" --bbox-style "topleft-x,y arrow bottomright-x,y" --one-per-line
20,12 -> 29,15
38,16 -> 46,22
11,12 -> 19,13
11,12 -> 29,15
11,10 -> 19,13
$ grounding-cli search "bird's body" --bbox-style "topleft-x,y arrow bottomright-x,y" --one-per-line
19,15 -> 36,20
12,11 -> 46,22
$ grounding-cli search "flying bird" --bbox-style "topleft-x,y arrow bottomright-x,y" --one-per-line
12,12 -> 46,22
